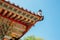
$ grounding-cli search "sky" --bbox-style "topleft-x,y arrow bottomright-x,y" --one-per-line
7,0 -> 60,40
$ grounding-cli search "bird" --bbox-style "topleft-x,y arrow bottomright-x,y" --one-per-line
37,9 -> 42,16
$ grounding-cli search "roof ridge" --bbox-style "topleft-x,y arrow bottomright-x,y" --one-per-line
1,0 -> 41,17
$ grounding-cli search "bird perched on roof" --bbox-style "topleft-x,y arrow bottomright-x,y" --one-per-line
37,9 -> 42,16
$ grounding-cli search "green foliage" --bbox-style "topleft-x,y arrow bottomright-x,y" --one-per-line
23,36 -> 43,40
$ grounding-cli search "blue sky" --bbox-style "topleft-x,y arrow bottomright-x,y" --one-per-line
8,0 -> 60,40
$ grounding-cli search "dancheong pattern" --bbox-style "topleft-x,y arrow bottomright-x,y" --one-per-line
0,0 -> 44,40
0,16 -> 26,39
